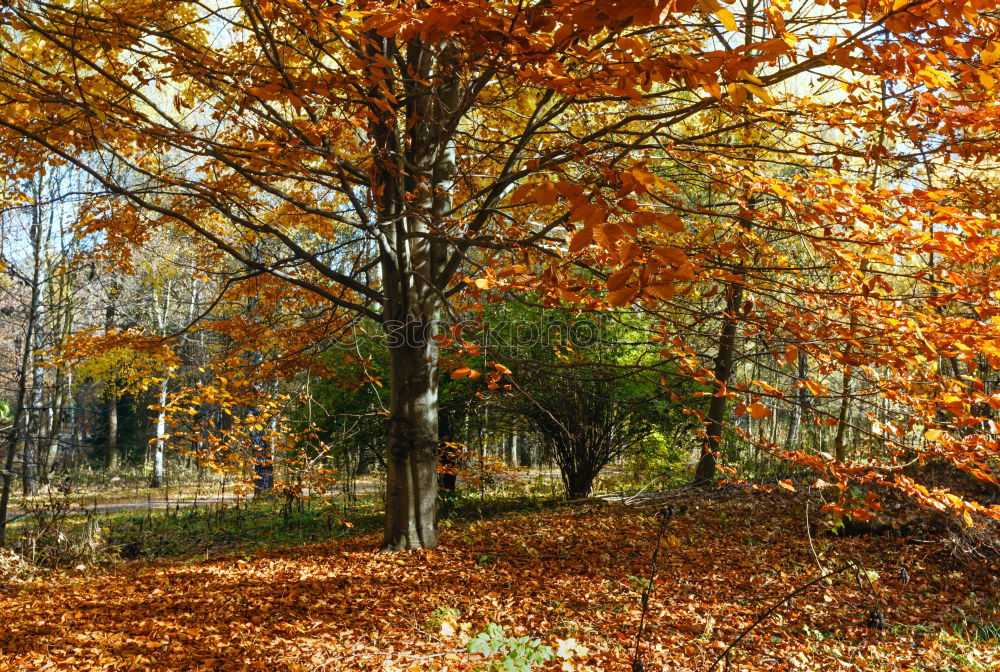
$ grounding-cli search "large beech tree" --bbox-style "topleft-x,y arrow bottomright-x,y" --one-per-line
3,0 -> 1000,548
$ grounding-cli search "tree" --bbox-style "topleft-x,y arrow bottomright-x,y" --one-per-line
3,0 -> 1000,546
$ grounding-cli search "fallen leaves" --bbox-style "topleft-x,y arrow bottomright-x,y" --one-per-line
0,497 -> 996,671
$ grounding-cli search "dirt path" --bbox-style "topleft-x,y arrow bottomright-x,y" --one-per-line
4,495 -> 246,522
5,479 -> 387,522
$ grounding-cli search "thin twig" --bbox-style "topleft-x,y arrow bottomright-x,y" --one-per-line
805,501 -> 825,574
707,564 -> 850,672
632,505 -> 674,672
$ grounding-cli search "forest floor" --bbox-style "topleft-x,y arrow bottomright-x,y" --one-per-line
0,490 -> 997,671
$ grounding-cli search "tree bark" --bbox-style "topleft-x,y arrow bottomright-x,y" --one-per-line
23,321 -> 44,496
785,349 -> 809,450
106,396 -> 119,471
104,290 -> 120,471
833,366 -> 853,461
506,432 -> 518,467
695,282 -> 743,485
151,375 -> 168,488
0,310 -> 37,546
371,37 -> 460,550
21,189 -> 47,496
382,325 -> 439,551
562,465 -> 595,499
151,283 -> 172,488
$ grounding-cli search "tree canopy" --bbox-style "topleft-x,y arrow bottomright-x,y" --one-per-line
1,0 -> 999,548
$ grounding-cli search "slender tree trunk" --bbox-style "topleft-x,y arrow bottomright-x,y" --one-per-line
23,329 -> 44,496
833,312 -> 857,461
103,291 -> 120,470
151,375 -> 168,488
0,328 -> 36,545
151,283 -> 172,488
20,190 -> 48,496
834,366 -> 853,461
695,283 -> 743,485
507,432 -> 518,467
0,219 -> 43,540
106,396 -> 119,470
42,368 -> 67,480
785,349 -> 809,450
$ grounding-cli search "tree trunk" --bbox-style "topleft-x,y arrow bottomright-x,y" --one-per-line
42,369 -> 67,481
785,349 -> 809,450
382,328 -> 439,551
372,37 -> 458,551
106,395 -> 119,470
21,193 -> 47,497
518,439 -> 535,468
23,331 -> 44,496
0,322 -> 37,546
104,291 -> 119,471
563,467 -> 595,500
833,313 -> 857,461
151,375 -> 168,488
695,282 -> 743,485
506,432 -> 518,467
151,284 -> 172,488
834,366 -> 853,461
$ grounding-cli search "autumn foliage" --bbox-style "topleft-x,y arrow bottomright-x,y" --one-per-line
1,0 -> 999,550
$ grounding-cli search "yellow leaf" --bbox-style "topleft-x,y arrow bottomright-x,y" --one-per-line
742,82 -> 774,105
726,82 -> 748,106
982,42 -> 1000,66
747,402 -> 771,419
715,8 -> 737,32
805,379 -> 828,396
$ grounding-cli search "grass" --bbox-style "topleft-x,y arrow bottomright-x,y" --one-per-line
4,479 -> 577,567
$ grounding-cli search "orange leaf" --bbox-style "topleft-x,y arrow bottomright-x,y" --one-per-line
568,226 -> 593,254
653,246 -> 687,266
646,282 -> 675,301
607,267 -> 633,292
805,379 -> 828,396
606,286 -> 638,307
